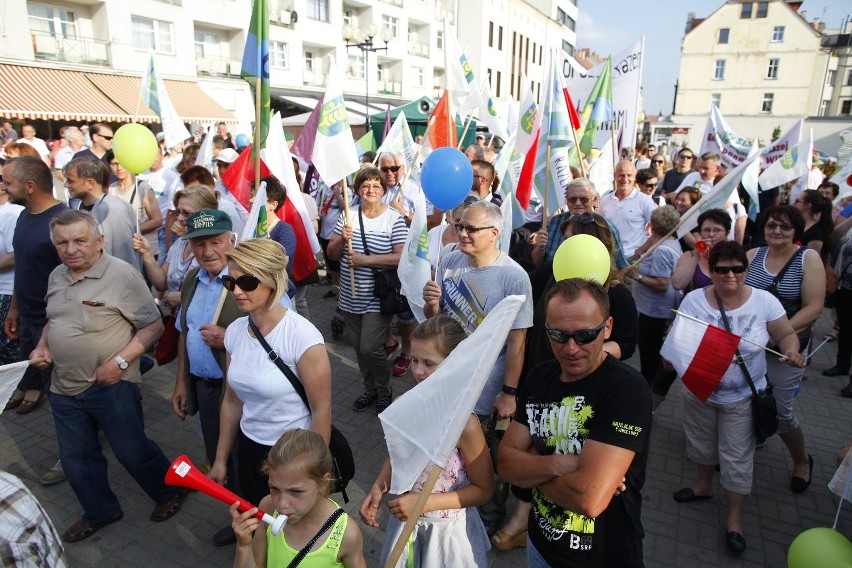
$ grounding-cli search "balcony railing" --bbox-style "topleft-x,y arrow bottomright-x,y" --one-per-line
407,40 -> 429,57
303,70 -> 328,87
196,55 -> 241,77
31,31 -> 110,66
377,80 -> 401,95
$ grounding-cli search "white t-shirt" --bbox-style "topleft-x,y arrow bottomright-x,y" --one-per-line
598,188 -> 656,257
675,171 -> 714,195
0,201 -> 24,295
678,288 -> 785,404
143,166 -> 180,221
224,310 -> 324,445
17,137 -> 50,159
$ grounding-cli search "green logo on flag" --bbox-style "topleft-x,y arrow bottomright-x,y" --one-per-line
460,55 -> 474,84
318,96 -> 349,136
416,225 -> 430,261
254,206 -> 268,238
487,98 -> 497,117
521,106 -> 536,134
780,148 -> 798,169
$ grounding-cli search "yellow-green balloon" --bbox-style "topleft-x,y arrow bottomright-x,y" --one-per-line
553,234 -> 611,284
788,528 -> 852,568
112,123 -> 159,174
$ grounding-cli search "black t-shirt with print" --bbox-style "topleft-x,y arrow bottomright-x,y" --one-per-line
515,355 -> 651,567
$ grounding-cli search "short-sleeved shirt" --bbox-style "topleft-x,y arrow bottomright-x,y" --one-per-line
45,253 -> 161,396
77,194 -> 143,273
73,148 -> 117,184
17,137 -> 50,159
632,238 -> 682,319
515,357 -> 651,567
12,202 -> 67,323
598,188 -> 655,258
175,266 -> 230,379
0,201 -> 24,295
436,250 -> 534,415
382,181 -> 435,215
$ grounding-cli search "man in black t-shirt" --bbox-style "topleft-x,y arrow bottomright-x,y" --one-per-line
498,278 -> 651,567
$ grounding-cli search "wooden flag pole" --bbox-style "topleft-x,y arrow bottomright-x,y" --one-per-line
572,128 -> 586,177
610,119 -> 617,188
671,310 -> 787,358
398,116 -> 437,195
487,135 -> 495,149
342,183 -> 357,296
27,357 -> 46,366
541,142 -> 552,231
456,115 -> 473,150
253,77 -> 262,199
383,465 -> 444,568
211,287 -> 228,324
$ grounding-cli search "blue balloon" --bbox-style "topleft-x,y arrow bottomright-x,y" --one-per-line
420,147 -> 473,211
235,133 -> 250,148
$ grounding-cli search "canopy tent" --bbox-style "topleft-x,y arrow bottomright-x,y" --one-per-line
367,96 -> 478,150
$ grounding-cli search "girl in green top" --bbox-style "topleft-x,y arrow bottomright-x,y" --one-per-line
230,429 -> 365,567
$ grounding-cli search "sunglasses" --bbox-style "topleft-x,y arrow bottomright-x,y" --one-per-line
643,182 -> 658,189
545,321 -> 607,345
711,265 -> 747,275
566,196 -> 590,204
679,154 -> 694,159
454,223 -> 494,234
221,274 -> 261,292
175,208 -> 194,218
380,165 -> 401,173
98,134 -> 114,140
652,159 -> 664,164
765,221 -> 793,231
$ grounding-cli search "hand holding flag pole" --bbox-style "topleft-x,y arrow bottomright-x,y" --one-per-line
342,183 -> 357,296
384,466 -> 444,568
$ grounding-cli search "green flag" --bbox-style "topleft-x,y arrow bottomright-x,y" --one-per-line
578,57 -> 613,157
241,0 -> 270,157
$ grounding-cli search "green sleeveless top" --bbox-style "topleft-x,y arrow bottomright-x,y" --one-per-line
267,500 -> 347,567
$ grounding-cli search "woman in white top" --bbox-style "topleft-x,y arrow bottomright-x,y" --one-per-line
208,238 -> 331,506
107,150 -> 162,253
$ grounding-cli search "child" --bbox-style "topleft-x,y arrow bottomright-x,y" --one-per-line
230,429 -> 365,568
359,315 -> 494,567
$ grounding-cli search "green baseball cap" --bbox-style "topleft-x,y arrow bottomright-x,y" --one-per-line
183,209 -> 232,240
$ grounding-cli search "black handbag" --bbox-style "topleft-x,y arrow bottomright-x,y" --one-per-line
715,292 -> 778,440
247,318 -> 355,502
357,207 -> 410,315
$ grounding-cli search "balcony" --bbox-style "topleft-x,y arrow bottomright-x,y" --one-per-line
270,8 -> 297,28
31,31 -> 110,66
407,40 -> 429,57
377,79 -> 401,95
382,0 -> 403,6
303,70 -> 328,87
196,55 -> 241,78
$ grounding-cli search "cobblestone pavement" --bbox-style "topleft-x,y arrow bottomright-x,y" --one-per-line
2,283 -> 851,567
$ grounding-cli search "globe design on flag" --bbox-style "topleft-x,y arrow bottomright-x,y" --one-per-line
521,106 -> 536,134
460,55 -> 474,84
779,147 -> 798,170
318,96 -> 349,136
488,98 -> 497,117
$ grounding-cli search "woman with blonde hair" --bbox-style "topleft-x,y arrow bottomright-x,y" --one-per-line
209,238 -> 332,507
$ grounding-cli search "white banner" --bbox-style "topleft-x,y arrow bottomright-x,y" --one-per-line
561,38 -> 644,153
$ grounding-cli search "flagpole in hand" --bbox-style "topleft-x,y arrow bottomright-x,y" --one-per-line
342,182 -> 357,296
383,464 -> 444,568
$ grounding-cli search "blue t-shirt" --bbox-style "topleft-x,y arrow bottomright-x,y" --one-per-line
13,202 -> 68,323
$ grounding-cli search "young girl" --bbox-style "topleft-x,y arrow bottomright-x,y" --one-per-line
359,316 -> 494,567
230,429 -> 365,568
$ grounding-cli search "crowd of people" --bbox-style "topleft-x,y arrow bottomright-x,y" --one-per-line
0,118 -> 848,567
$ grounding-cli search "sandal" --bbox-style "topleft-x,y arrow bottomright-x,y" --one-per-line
16,389 -> 45,415
4,389 -> 25,411
150,488 -> 191,522
63,510 -> 123,542
491,529 -> 527,551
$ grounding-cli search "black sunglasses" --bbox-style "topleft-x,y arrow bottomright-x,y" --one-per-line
545,321 -> 607,345
711,265 -> 747,275
222,274 -> 261,292
380,165 -> 401,173
679,154 -> 694,159
454,223 -> 494,234
98,134 -> 114,140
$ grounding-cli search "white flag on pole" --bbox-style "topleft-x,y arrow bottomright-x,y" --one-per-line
397,189 -> 431,323
759,130 -> 812,191
311,56 -> 360,186
0,361 -> 32,414
478,80 -> 509,142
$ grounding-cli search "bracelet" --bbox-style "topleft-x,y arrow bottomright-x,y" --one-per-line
501,384 -> 518,396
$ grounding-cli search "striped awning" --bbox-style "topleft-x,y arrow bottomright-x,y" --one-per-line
0,63 -> 237,123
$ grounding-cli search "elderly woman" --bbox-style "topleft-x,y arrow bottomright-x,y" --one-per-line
327,166 -> 407,415
671,209 -> 731,292
671,241 -> 804,553
625,206 -> 683,383
208,239 -> 331,506
745,205 -> 824,492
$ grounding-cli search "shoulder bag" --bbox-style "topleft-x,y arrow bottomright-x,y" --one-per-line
247,318 -> 355,502
357,207 -> 410,315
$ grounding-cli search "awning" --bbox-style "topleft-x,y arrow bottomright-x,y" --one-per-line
0,63 -> 236,123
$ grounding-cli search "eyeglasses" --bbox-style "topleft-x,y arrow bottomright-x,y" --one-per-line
545,321 -> 607,345
98,134 -> 114,141
454,223 -> 494,234
359,184 -> 384,193
711,265 -> 747,275
221,274 -> 261,292
175,208 -> 194,218
652,159 -> 664,164
765,221 -> 794,231
380,165 -> 401,173
566,196 -> 590,204
679,154 -> 694,160
700,226 -> 726,235
643,182 -> 658,189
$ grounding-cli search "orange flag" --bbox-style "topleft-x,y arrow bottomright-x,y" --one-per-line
426,91 -> 457,150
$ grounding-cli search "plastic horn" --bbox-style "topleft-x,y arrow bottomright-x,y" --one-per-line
164,454 -> 287,536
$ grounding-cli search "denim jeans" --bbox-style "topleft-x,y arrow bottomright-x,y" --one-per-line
51,380 -> 177,524
527,535 -> 552,567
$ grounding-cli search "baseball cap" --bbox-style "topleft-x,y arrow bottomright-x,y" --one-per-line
156,132 -> 166,142
216,148 -> 239,164
183,209 -> 232,240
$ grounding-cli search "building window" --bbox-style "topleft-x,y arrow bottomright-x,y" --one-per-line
556,7 -> 576,31
496,70 -> 501,97
347,53 -> 365,79
498,26 -> 503,51
714,59 -> 726,80
382,15 -> 398,38
819,100 -> 829,116
488,22 -> 493,47
436,30 -> 443,50
741,3 -> 752,18
131,16 -> 173,53
756,2 -> 768,18
28,3 -> 77,38
307,0 -> 329,22
718,28 -> 729,44
761,93 -> 774,113
766,58 -> 779,79
412,66 -> 424,87
194,31 -> 220,57
841,100 -> 852,115
531,42 -> 537,64
342,9 -> 354,27
270,41 -> 287,68
304,51 -> 314,71
847,70 -> 852,86
562,40 -> 572,56
711,93 -> 721,108
826,70 -> 836,86
771,26 -> 785,42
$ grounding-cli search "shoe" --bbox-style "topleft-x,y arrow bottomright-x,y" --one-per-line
353,393 -> 377,412
139,355 -> 154,375
673,488 -> 713,503
491,529 -> 528,551
323,289 -> 337,299
791,454 -> 814,494
150,488 -> 190,522
842,384 -> 852,398
212,524 -> 237,547
384,340 -> 400,359
376,392 -> 393,414
823,365 -> 850,377
4,389 -> 24,411
40,461 -> 66,486
63,510 -> 123,542
16,389 -> 45,414
726,531 -> 746,553
392,353 -> 412,377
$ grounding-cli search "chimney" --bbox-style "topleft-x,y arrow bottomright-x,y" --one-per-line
685,11 -> 695,33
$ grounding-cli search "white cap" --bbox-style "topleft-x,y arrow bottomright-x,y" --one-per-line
216,148 -> 239,163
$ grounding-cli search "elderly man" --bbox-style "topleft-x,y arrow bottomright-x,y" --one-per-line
498,278 -> 651,567
217,121 -> 235,149
16,125 -> 51,165
598,160 -> 656,259
30,209 -> 186,543
53,126 -> 85,173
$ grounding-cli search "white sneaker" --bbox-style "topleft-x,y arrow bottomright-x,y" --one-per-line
40,460 -> 66,485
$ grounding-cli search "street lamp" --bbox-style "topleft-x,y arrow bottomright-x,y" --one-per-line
342,24 -> 393,126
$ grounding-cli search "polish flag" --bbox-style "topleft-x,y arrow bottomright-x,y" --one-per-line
660,313 -> 741,402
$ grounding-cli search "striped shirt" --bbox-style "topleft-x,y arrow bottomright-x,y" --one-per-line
334,206 -> 407,314
0,471 -> 67,567
745,246 -> 811,315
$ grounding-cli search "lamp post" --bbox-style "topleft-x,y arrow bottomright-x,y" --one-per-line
342,23 -> 393,127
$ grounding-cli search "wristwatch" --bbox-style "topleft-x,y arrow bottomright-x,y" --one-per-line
637,274 -> 645,282
114,355 -> 129,370
501,384 -> 518,396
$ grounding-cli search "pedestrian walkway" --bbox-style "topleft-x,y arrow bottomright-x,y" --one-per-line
1,284 -> 850,567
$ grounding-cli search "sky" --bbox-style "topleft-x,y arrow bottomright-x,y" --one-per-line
576,0 -> 851,116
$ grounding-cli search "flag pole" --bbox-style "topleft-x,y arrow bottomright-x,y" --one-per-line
383,465 -> 444,568
635,204 -> 704,264
28,357 -> 46,366
456,114 -> 473,150
253,82 -> 262,200
342,183 -> 357,296
671,310 -> 786,358
572,129 -> 586,177
398,116 -> 436,195
542,142 -> 552,231
610,118 -> 617,188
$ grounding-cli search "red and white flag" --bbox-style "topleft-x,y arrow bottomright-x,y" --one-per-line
660,312 -> 741,402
